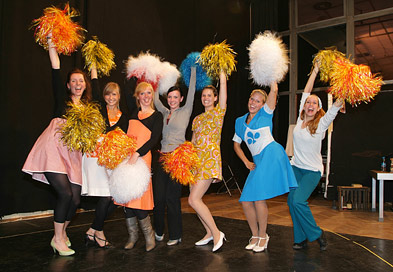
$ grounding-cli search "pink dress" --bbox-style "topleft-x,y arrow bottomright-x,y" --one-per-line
22,118 -> 82,185
192,104 -> 226,182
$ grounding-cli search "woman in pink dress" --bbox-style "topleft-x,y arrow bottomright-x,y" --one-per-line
22,37 -> 93,256
189,71 -> 227,252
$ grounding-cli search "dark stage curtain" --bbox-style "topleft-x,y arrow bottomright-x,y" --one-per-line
0,0 -> 254,217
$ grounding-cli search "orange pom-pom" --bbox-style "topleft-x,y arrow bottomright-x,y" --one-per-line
160,142 -> 201,185
31,3 -> 86,55
329,58 -> 383,106
97,127 -> 137,169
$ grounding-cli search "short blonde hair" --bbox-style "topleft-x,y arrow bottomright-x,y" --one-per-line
134,82 -> 155,109
103,82 -> 120,96
250,89 -> 268,103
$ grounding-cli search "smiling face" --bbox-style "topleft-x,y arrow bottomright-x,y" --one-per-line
67,73 -> 86,99
104,90 -> 120,108
137,86 -> 153,108
201,88 -> 217,110
248,92 -> 265,115
167,90 -> 183,111
303,95 -> 321,119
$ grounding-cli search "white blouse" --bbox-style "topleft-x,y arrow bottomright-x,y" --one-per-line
290,93 -> 341,175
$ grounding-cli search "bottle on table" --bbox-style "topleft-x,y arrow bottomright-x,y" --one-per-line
381,156 -> 386,172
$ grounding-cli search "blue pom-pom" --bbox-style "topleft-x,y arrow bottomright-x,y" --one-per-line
180,52 -> 212,91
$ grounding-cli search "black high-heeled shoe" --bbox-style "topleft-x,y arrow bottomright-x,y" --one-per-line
94,235 -> 115,249
292,239 -> 308,250
85,234 -> 96,246
317,231 -> 327,251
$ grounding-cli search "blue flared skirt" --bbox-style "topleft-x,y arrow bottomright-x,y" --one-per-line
239,141 -> 298,202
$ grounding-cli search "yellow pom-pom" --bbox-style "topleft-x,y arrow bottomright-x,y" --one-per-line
313,48 -> 346,83
31,3 -> 86,55
329,58 -> 383,106
59,102 -> 106,153
82,36 -> 116,77
97,127 -> 137,169
160,142 -> 201,185
198,40 -> 237,80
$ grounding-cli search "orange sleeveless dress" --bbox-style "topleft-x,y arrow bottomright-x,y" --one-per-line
120,112 -> 154,210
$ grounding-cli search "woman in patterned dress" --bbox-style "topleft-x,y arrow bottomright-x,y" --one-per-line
233,82 -> 297,252
22,36 -> 93,256
188,71 -> 227,252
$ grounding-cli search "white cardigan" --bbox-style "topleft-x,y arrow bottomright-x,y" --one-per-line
290,93 -> 341,175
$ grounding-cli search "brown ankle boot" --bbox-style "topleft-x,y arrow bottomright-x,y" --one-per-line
138,216 -> 156,252
124,217 -> 139,250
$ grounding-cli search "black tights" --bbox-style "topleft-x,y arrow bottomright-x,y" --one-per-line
91,197 -> 116,231
44,172 -> 81,223
124,207 -> 148,220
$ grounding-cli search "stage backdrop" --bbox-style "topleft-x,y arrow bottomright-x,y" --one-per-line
1,0 -> 260,217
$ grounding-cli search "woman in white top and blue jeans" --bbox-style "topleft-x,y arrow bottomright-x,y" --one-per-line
288,62 -> 343,250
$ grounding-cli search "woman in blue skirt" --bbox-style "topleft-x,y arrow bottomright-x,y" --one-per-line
233,82 -> 297,252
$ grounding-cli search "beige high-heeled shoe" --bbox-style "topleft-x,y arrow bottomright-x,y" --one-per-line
245,236 -> 260,250
253,234 -> 269,253
50,239 -> 75,256
65,236 -> 71,247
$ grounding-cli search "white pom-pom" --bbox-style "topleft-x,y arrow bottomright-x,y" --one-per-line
157,61 -> 180,95
248,31 -> 289,86
109,158 -> 151,204
125,52 -> 162,85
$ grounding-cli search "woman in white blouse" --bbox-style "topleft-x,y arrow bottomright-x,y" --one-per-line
288,62 -> 343,251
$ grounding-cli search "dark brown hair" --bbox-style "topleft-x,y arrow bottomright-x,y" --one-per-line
66,68 -> 92,102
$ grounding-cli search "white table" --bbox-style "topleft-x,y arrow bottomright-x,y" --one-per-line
370,170 -> 393,222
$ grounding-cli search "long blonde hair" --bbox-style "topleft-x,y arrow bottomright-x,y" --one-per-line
300,94 -> 325,135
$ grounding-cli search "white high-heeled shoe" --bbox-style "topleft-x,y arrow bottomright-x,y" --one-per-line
195,236 -> 213,246
212,231 -> 226,252
167,238 -> 181,246
155,232 -> 164,242
253,234 -> 269,252
245,236 -> 260,250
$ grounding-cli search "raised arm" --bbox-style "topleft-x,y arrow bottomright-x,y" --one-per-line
184,67 -> 197,109
304,62 -> 320,93
90,63 -> 101,103
90,63 -> 98,80
265,81 -> 278,110
234,142 -> 255,171
318,98 -> 343,132
47,36 -> 60,69
153,87 -> 167,113
218,71 -> 227,109
123,78 -> 137,114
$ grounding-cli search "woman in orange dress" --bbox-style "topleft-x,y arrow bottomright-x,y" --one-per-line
188,71 -> 227,252
119,82 -> 163,252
